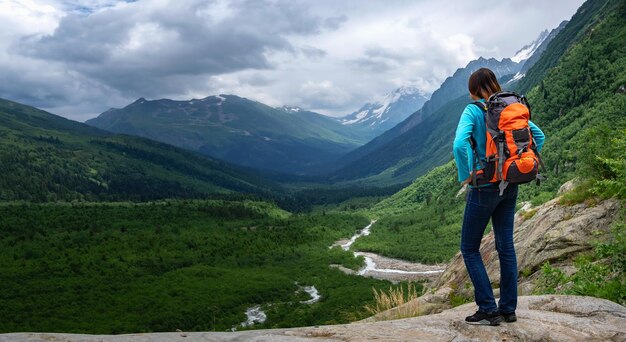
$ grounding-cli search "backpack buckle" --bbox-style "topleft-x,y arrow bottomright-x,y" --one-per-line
536,173 -> 546,186
517,145 -> 528,158
498,180 -> 509,196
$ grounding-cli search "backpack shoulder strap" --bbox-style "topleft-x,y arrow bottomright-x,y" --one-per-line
520,94 -> 532,120
467,101 -> 487,150
467,101 -> 486,187
467,101 -> 486,151
471,101 -> 487,112
491,90 -> 519,99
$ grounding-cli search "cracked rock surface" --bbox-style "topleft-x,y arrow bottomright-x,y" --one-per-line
1,295 -> 624,342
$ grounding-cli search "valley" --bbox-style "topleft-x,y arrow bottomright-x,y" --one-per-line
0,0 -> 624,338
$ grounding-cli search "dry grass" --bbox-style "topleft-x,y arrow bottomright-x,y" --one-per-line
521,207 -> 539,220
305,330 -> 336,338
364,283 -> 423,319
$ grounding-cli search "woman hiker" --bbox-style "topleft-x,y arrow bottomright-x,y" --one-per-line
452,67 -> 545,325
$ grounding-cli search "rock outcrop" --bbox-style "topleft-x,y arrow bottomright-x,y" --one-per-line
2,295 -> 624,341
364,192 -> 621,321
436,197 -> 620,293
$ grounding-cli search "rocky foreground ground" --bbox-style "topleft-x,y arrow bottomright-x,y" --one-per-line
2,295 -> 624,342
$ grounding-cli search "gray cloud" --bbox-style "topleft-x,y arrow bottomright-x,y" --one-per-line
298,80 -> 353,111
17,0 -> 332,100
351,58 -> 393,72
239,72 -> 273,87
323,15 -> 348,30
363,48 -> 410,62
349,47 -> 411,72
0,0 -> 585,120
298,45 -> 327,59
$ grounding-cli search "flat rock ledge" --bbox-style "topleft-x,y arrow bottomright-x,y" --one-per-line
2,295 -> 624,342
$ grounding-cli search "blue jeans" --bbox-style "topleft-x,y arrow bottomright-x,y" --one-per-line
461,183 -> 518,314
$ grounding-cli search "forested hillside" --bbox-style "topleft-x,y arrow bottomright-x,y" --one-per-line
516,0 -> 614,93
0,98 -> 281,202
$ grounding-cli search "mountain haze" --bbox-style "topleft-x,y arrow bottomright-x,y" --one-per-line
87,95 -> 371,175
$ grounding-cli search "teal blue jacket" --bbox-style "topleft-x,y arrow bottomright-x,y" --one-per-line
453,99 -> 545,185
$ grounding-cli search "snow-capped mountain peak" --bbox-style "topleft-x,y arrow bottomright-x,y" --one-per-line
511,29 -> 550,63
338,86 -> 430,131
506,21 -> 569,86
278,105 -> 303,113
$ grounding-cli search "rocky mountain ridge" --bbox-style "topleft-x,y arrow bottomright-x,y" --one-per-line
511,29 -> 550,63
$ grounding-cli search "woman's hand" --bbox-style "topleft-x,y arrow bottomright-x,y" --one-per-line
461,175 -> 473,185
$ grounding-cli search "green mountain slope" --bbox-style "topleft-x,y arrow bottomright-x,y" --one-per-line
278,106 -> 372,149
515,0 -> 614,94
86,95 -> 370,175
520,0 -> 626,199
356,0 -> 626,262
0,98 -> 282,202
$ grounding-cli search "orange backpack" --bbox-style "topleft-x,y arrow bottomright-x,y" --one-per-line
469,91 -> 546,195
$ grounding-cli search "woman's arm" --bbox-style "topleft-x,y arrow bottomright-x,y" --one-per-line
529,120 -> 545,152
453,106 -> 475,183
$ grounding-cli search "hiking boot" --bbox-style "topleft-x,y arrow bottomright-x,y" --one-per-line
499,311 -> 517,322
465,310 -> 503,326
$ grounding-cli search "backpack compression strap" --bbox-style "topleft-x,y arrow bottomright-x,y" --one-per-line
531,137 -> 548,185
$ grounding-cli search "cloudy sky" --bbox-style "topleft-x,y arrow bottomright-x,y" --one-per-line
0,0 -> 584,121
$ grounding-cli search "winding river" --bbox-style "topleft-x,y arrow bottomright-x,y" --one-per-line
330,220 -> 446,282
240,305 -> 266,328
239,283 -> 321,329
239,219 -> 444,328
